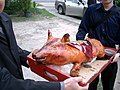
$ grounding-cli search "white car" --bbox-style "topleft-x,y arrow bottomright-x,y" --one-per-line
55,0 -> 88,17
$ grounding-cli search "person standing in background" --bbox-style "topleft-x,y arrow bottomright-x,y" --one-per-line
76,0 -> 120,89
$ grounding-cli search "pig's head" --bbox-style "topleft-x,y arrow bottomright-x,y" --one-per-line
32,30 -> 71,65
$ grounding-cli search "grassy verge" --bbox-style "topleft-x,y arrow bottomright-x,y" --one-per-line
11,8 -> 55,22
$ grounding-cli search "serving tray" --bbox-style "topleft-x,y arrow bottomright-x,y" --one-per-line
27,47 -> 117,86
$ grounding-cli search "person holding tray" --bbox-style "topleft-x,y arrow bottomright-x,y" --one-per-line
76,0 -> 120,90
0,0 -> 89,90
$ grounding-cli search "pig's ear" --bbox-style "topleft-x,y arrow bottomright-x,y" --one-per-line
48,30 -> 53,40
61,33 -> 70,42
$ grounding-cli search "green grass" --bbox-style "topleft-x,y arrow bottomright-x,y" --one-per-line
39,9 -> 54,17
36,3 -> 43,6
11,8 -> 55,22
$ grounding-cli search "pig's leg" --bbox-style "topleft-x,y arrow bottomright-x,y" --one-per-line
70,62 -> 81,77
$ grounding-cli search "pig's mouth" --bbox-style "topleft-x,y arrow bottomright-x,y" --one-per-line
35,56 -> 47,64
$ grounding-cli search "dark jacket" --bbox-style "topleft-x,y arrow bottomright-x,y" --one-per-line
0,12 -> 61,90
76,4 -> 120,52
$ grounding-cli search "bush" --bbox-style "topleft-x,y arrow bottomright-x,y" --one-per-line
116,0 -> 120,7
4,0 -> 20,15
18,0 -> 31,13
18,0 -> 32,17
4,0 -> 32,17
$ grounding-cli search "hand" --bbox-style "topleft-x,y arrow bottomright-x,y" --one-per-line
26,49 -> 39,66
64,77 -> 89,90
111,53 -> 120,63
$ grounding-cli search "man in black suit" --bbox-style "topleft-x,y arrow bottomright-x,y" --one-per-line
0,0 -> 89,90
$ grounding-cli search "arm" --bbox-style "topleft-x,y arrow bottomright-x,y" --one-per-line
0,67 -> 89,90
0,67 -> 61,90
111,27 -> 120,63
4,13 -> 30,68
18,46 -> 30,67
76,8 -> 91,40
111,45 -> 120,63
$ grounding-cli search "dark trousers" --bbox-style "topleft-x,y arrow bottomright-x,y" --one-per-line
88,62 -> 118,90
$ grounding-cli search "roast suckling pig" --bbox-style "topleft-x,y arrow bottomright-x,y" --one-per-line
32,30 -> 105,76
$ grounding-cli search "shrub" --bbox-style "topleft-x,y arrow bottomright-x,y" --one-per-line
4,0 -> 20,15
116,0 -> 120,7
4,0 -> 32,17
18,0 -> 31,13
